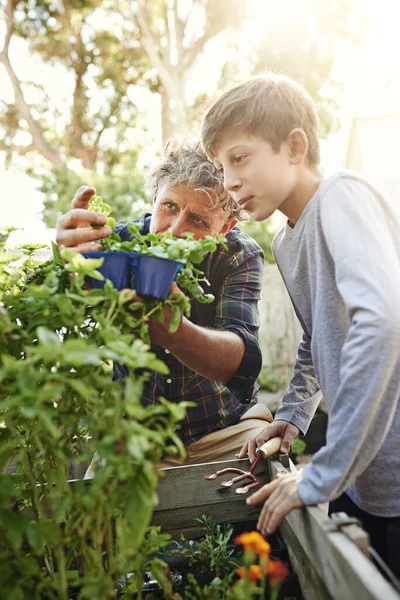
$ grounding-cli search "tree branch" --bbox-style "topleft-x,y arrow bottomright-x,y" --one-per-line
12,143 -> 35,156
0,0 -> 17,58
0,0 -> 64,170
173,0 -> 185,67
131,0 -> 179,100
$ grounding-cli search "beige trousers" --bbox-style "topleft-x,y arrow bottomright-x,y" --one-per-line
85,403 -> 273,478
158,403 -> 272,468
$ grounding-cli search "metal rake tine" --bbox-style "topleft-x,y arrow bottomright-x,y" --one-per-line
220,471 -> 253,488
204,467 -> 248,481
236,476 -> 261,495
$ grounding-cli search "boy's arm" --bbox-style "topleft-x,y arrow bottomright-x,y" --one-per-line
240,331 -> 322,461
298,178 -> 400,506
274,331 -> 322,434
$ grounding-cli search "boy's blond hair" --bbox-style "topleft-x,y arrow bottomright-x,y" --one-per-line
201,72 -> 320,166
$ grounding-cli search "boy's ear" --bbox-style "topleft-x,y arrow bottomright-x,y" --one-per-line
220,218 -> 237,235
288,128 -> 308,165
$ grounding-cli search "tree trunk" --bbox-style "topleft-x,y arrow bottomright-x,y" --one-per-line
0,54 -> 64,171
160,83 -> 189,143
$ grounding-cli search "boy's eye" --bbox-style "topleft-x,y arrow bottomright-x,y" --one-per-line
233,154 -> 247,164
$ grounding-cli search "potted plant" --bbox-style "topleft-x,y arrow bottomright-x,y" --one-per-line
84,195 -> 225,303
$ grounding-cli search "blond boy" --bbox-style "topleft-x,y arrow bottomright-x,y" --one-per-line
201,72 -> 400,576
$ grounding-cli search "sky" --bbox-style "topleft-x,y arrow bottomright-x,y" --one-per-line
1,0 -> 400,246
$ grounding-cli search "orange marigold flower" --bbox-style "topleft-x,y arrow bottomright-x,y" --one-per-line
248,564 -> 263,581
235,564 -> 263,581
234,531 -> 271,556
266,560 -> 289,585
255,539 -> 271,556
235,566 -> 248,578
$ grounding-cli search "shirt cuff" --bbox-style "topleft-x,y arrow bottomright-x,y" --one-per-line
223,325 -> 262,399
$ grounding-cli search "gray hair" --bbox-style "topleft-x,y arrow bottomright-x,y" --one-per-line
146,137 -> 245,221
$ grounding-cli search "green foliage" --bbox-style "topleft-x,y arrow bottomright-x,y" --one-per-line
166,516 -> 238,600
184,573 -> 235,600
87,197 -> 227,306
238,221 -> 276,265
41,167 -> 150,228
291,438 -> 307,456
0,225 -> 225,598
1,0 -> 360,238
257,367 -> 288,393
184,516 -> 239,582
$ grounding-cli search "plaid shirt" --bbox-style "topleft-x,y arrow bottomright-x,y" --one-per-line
113,214 -> 264,445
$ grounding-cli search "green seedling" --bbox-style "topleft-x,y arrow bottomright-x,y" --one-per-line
89,195 -> 116,230
88,196 -> 227,305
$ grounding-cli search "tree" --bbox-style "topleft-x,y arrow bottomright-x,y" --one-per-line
119,0 -> 245,141
1,0 -> 357,225
0,0 -> 151,224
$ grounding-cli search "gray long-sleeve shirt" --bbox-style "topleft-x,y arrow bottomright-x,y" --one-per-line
273,171 -> 400,517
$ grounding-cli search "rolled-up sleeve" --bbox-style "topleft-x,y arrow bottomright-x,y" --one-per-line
214,248 -> 264,401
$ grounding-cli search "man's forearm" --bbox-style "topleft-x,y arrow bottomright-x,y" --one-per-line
164,317 -> 245,382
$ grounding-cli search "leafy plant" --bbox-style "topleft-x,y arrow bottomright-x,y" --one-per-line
182,515 -> 239,582
0,226 -> 219,598
167,521 -> 288,600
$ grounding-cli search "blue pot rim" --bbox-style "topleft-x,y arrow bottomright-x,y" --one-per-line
83,251 -> 184,267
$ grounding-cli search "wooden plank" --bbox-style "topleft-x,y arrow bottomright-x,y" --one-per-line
152,458 -> 269,534
269,459 -> 400,600
281,516 -> 333,600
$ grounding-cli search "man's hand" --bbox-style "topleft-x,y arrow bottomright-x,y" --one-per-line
56,186 -> 112,253
124,283 -> 184,346
147,283 -> 184,346
247,471 -> 304,536
238,420 -> 301,463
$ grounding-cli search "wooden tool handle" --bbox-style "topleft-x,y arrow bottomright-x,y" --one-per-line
255,436 -> 282,459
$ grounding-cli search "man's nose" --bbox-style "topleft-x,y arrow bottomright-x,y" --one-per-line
224,168 -> 241,192
168,215 -> 186,237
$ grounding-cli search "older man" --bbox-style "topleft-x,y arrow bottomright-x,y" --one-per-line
56,139 -> 272,466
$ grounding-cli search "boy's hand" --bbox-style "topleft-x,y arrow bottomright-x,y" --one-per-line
56,186 -> 112,253
247,471 -> 304,536
238,420 -> 300,463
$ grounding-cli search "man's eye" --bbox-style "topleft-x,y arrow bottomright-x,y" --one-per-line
165,202 -> 175,209
192,216 -> 205,225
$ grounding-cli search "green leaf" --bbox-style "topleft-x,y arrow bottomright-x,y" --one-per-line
51,241 -> 63,266
123,471 -> 155,550
168,305 -> 181,333
37,327 -> 61,348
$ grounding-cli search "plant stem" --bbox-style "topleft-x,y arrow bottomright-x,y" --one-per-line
57,544 -> 68,600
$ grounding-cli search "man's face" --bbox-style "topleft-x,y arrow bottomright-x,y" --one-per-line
150,183 -> 236,239
212,130 -> 296,222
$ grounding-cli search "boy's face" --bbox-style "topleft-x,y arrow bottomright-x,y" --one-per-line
150,182 -> 236,239
212,131 -> 296,221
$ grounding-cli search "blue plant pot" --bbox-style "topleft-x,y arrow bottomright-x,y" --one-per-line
82,251 -> 182,298
82,252 -> 138,290
133,254 -> 183,300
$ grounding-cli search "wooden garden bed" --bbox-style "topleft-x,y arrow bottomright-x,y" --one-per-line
153,456 -> 400,600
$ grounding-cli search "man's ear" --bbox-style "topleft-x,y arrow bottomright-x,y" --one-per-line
220,218 -> 237,235
153,186 -> 158,204
288,128 -> 308,165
